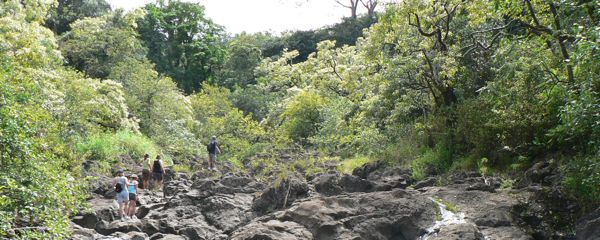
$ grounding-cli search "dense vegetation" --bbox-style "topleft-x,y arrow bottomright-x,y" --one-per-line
0,0 -> 598,238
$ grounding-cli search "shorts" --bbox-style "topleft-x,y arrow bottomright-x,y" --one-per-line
116,191 -> 129,204
153,172 -> 163,181
209,154 -> 217,162
129,193 -> 137,201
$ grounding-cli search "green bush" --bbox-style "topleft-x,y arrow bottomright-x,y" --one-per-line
410,142 -> 454,180
338,156 -> 373,174
76,130 -> 167,172
564,155 -> 600,207
280,90 -> 326,144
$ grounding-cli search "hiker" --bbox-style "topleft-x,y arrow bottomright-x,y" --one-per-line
142,154 -> 151,189
112,169 -> 129,219
151,155 -> 165,189
126,174 -> 139,219
206,136 -> 221,170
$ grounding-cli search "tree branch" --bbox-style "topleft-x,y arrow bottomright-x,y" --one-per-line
408,13 -> 436,37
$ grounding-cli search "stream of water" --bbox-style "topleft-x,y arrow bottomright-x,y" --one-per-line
419,197 -> 467,240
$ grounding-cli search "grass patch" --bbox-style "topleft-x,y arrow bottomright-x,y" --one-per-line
76,130 -> 168,173
172,164 -> 193,173
337,156 -> 373,174
435,197 -> 459,213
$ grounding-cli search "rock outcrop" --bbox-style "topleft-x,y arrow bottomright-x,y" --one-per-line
72,161 -> 587,240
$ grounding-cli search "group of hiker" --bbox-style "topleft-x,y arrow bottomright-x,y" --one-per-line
112,154 -> 164,220
111,136 -> 221,220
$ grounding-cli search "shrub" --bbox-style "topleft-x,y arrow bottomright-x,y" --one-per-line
338,156 -> 373,174
76,130 -> 167,173
564,155 -> 600,208
280,90 -> 327,144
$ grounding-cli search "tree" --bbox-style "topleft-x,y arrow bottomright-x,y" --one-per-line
137,0 -> 226,93
360,0 -> 378,17
45,0 -> 111,34
60,11 -> 147,79
215,33 -> 264,88
336,0 -> 360,19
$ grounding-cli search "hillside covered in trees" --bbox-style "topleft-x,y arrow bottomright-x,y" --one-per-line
0,0 -> 598,239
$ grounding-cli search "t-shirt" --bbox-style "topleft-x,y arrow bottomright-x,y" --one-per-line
207,140 -> 219,154
127,181 -> 138,194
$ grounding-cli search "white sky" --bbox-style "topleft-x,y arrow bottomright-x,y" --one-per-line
106,0 -> 367,34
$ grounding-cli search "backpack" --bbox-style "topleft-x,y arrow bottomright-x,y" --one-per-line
207,141 -> 217,153
152,160 -> 163,173
115,182 -> 124,193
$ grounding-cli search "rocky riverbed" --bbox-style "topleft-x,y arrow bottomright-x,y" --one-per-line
71,161 -> 598,240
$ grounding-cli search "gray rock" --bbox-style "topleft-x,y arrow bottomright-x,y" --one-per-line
252,176 -> 309,214
71,223 -> 103,240
429,223 -> 483,240
314,174 -> 343,196
351,161 -> 385,179
127,231 -> 149,240
95,219 -> 143,235
149,233 -> 187,240
576,208 -> 600,240
275,189 -> 436,240
230,220 -> 313,240
414,177 -> 438,189
72,211 -> 101,229
474,210 -> 511,227
466,182 -> 496,193
339,174 -> 374,193
200,193 -> 254,233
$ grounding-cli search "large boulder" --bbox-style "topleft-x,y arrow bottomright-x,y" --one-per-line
428,223 -> 483,240
252,176 -> 309,214
351,161 -> 385,179
314,174 -> 343,196
95,219 -> 144,235
576,208 -> 600,240
339,174 -> 375,193
199,193 -> 255,233
72,211 -> 101,229
230,220 -> 313,240
414,177 -> 438,189
263,189 -> 437,240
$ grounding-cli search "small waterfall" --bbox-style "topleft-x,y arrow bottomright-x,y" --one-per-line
419,197 -> 466,240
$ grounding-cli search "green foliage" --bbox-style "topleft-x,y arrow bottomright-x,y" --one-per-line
216,33 -> 264,88
172,164 -> 193,174
137,0 -> 226,93
45,0 -> 111,34
279,90 -> 327,143
435,197 -> 459,213
61,11 -> 147,78
337,156 -> 373,174
266,15 -> 377,62
564,155 -> 600,206
411,142 -> 454,180
190,84 -> 266,168
76,131 -> 166,173
0,0 -> 56,23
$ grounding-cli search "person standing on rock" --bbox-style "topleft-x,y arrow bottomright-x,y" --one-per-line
126,174 -> 139,219
151,155 -> 165,190
142,154 -> 151,189
206,136 -> 221,171
112,169 -> 129,220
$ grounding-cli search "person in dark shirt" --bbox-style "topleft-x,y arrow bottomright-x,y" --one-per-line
206,136 -> 221,171
150,155 -> 164,189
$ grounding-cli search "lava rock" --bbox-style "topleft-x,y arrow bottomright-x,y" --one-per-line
414,177 -> 438,189
576,207 -> 600,240
339,174 -> 375,193
429,223 -> 483,240
230,220 -> 313,240
252,176 -> 309,214
314,173 -> 343,196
